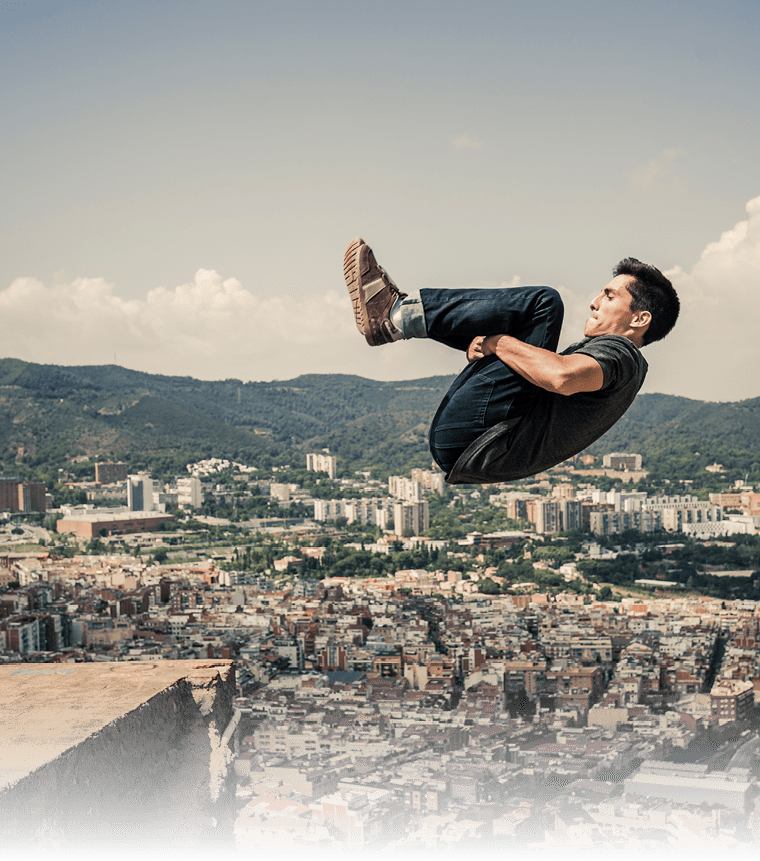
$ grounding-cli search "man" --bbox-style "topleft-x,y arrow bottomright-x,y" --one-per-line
343,237 -> 680,485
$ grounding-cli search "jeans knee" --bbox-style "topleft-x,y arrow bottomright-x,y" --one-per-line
537,286 -> 564,316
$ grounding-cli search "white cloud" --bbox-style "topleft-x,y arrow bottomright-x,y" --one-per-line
3,196 -> 760,400
629,148 -> 683,190
518,195 -> 760,402
639,194 -> 760,401
0,269 -> 464,383
452,134 -> 483,151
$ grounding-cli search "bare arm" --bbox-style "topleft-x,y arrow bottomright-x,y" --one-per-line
467,334 -> 604,396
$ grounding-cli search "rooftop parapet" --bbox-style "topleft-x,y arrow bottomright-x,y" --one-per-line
0,659 -> 235,850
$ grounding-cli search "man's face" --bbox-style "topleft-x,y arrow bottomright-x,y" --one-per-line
584,275 -> 642,339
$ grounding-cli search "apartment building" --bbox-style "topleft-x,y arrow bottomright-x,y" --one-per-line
388,475 -> 422,502
491,492 -> 536,521
127,474 -> 157,512
410,468 -> 445,495
306,452 -> 337,479
710,679 -> 754,724
94,461 -> 128,484
0,477 -> 47,513
176,475 -> 202,508
313,497 -> 391,526
544,665 -> 604,710
534,498 -> 582,535
602,452 -> 643,470
709,491 -> 760,516
393,501 -> 429,537
589,509 -> 659,535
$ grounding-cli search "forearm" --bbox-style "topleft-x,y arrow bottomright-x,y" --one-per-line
477,334 -> 603,396
483,335 -> 568,392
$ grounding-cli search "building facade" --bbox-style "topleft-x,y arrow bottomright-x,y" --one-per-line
306,452 -> 337,479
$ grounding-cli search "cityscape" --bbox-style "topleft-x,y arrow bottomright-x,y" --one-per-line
2,448 -> 760,854
4,2 -> 760,859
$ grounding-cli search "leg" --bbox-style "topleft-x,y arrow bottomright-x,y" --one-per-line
343,236 -> 562,353
427,358 -> 525,473
341,238 -> 564,474
418,286 -> 564,473
398,284 -> 564,353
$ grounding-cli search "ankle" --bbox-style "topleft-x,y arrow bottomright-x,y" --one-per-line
391,291 -> 427,339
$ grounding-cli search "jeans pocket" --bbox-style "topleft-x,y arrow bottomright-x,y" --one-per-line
430,422 -> 493,474
429,373 -> 497,473
445,373 -> 495,427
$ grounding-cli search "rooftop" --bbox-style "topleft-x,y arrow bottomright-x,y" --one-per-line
0,660 -> 233,792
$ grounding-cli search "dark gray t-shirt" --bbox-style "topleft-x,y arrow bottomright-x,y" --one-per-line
447,334 -> 648,484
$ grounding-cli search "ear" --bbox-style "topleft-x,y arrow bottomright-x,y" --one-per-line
631,309 -> 651,331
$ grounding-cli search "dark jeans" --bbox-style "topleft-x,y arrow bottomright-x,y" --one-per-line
424,285 -> 564,473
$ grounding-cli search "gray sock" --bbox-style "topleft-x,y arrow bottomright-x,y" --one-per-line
390,291 -> 428,339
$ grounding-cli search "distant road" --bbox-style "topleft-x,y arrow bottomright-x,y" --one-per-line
726,736 -> 760,771
0,524 -> 51,547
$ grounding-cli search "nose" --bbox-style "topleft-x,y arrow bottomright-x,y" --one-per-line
590,293 -> 601,311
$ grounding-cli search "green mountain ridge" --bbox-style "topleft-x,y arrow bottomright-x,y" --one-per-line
586,393 -> 760,480
1,357 -> 759,484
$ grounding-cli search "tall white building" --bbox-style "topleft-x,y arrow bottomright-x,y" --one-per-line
344,498 -> 384,525
176,476 -> 202,509
271,482 -> 298,505
535,498 -> 582,534
313,497 -> 391,527
393,501 -> 429,537
410,468 -> 445,495
306,452 -> 337,479
388,476 -> 422,501
313,499 -> 345,521
127,474 -> 156,512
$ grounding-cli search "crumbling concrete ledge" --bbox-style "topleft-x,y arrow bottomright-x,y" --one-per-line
0,660 -> 235,849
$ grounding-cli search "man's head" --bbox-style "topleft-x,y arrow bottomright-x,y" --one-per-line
612,258 -> 679,346
584,258 -> 679,347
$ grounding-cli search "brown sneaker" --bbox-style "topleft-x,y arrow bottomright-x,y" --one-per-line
343,237 -> 407,346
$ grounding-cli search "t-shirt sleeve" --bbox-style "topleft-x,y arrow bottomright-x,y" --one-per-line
570,336 -> 646,391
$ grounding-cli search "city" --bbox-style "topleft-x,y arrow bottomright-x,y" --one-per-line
4,0 -> 760,855
2,449 -> 760,852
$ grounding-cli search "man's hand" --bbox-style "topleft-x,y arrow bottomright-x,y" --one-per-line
467,335 -> 489,362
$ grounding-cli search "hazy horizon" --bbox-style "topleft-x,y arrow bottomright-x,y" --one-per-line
0,352 -> 753,409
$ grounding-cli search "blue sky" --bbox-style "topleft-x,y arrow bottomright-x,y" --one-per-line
1,0 -> 759,400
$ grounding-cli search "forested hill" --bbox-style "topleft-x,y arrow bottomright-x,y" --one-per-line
586,392 -> 760,482
1,357 -> 759,483
0,358 -> 455,476
0,358 -> 453,437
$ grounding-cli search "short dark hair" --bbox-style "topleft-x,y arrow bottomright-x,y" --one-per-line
613,257 -> 679,346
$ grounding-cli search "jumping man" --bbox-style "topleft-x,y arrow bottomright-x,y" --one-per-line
343,238 -> 679,485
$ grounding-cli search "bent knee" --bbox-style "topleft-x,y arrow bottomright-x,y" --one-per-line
537,286 -> 564,314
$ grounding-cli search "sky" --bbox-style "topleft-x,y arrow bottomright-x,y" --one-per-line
1,0 -> 759,402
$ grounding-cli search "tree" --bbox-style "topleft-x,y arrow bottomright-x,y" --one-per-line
532,546 -> 574,566
86,537 -> 105,554
478,577 -> 500,595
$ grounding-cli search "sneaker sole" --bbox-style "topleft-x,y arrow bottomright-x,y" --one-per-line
343,237 -> 370,342
344,237 -> 405,346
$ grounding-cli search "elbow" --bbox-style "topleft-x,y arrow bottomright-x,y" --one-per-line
546,370 -> 578,396
552,372 -> 601,397
535,356 -> 602,396
555,381 -> 582,396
